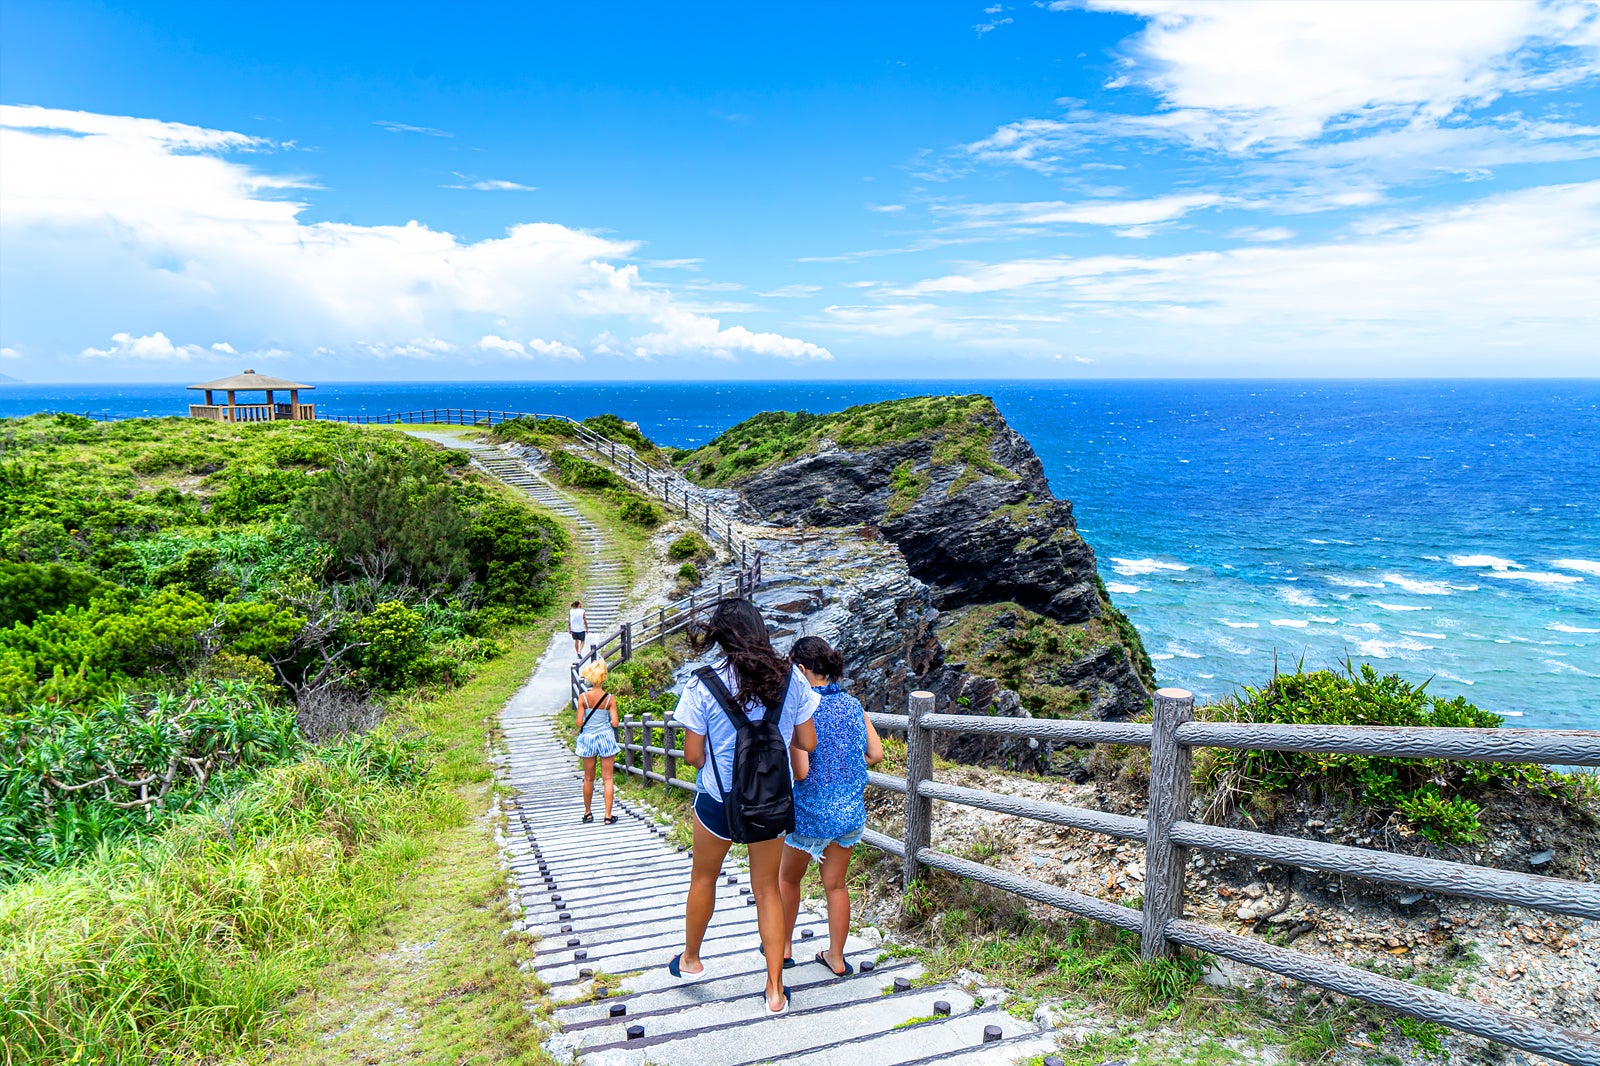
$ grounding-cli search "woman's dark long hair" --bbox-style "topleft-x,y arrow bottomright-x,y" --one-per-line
789,636 -> 844,682
690,598 -> 789,708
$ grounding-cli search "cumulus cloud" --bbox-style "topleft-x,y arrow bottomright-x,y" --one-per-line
526,338 -> 583,360
0,105 -> 827,371
81,331 -> 206,361
211,341 -> 237,354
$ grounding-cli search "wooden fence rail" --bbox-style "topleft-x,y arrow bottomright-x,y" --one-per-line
616,688 -> 1600,1065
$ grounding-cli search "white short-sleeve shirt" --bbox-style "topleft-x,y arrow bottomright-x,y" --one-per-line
569,608 -> 587,633
674,661 -> 819,802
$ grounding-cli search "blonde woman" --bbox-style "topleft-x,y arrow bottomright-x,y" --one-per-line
575,658 -> 621,824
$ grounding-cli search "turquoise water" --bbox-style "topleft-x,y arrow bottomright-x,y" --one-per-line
6,379 -> 1597,728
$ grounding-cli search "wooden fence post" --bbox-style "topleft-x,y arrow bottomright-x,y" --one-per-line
657,607 -> 666,644
663,722 -> 677,787
1143,687 -> 1196,961
620,621 -> 632,662
641,719 -> 656,784
902,690 -> 936,893
620,718 -> 634,776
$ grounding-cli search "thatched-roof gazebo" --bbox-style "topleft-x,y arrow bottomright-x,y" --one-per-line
187,370 -> 315,422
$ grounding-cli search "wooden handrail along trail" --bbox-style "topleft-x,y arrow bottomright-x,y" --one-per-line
617,690 -> 1600,1063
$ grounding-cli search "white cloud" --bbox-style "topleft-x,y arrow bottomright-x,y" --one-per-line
633,305 -> 831,360
1073,0 -> 1600,151
375,120 -> 452,137
81,331 -> 206,361
0,105 -> 827,371
0,347 -> 20,360
756,284 -> 823,298
445,173 -> 537,191
478,334 -> 527,356
526,338 -> 583,361
938,192 -> 1225,230
211,341 -> 237,354
848,181 -> 1600,370
866,203 -> 906,213
1227,226 -> 1295,242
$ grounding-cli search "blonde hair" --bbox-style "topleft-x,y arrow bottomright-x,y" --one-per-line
580,659 -> 608,687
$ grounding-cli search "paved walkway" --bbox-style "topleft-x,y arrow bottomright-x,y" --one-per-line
417,427 -> 1058,1064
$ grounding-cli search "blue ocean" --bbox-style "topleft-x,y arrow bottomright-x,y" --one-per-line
6,379 -> 1597,729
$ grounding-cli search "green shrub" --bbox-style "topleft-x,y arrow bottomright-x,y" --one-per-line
295,450 -> 468,586
355,601 -> 426,688
667,531 -> 711,561
490,415 -> 578,447
0,679 -> 299,878
1196,664 -> 1554,844
677,562 -> 700,585
583,413 -> 659,456
616,492 -> 664,527
463,497 -> 567,614
548,450 -> 625,491
0,562 -> 111,627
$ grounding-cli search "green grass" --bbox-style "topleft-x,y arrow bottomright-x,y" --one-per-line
677,394 -> 1015,489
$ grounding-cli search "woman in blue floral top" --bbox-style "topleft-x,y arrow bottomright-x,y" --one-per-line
779,636 -> 883,977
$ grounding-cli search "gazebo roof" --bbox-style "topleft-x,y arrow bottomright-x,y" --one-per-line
188,370 -> 313,392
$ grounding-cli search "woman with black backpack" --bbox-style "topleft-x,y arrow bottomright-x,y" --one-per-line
669,599 -> 819,1016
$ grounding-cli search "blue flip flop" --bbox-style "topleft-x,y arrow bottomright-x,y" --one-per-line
668,953 -> 706,981
815,950 -> 853,977
764,985 -> 792,1015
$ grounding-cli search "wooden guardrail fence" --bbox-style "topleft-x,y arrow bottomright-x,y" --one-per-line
617,689 -> 1600,1065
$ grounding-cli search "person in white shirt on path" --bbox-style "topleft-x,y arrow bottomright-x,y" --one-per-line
568,600 -> 588,659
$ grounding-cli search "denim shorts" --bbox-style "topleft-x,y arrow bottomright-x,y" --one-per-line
784,825 -> 865,863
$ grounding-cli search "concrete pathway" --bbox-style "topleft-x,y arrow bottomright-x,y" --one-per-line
423,426 -> 1059,1065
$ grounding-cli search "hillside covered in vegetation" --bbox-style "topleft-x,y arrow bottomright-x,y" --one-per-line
0,413 -> 567,879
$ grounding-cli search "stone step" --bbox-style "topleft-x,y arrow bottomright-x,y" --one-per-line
554,955 -> 913,1027
893,1030 -> 1064,1066
764,1008 -> 1039,1066
581,986 -> 977,1066
572,963 -> 913,1048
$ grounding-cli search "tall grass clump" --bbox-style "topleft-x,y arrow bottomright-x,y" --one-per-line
0,729 -> 450,1065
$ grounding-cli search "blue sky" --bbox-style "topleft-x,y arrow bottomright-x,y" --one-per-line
1,0 -> 1598,382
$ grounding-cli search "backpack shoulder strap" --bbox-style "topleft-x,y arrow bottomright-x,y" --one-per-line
694,665 -> 754,730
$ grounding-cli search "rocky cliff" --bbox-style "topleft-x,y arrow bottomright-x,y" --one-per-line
679,395 -> 1154,767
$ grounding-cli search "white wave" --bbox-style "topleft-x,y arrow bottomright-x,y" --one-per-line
1381,573 -> 1476,595
1149,653 -> 1175,661
1548,623 -> 1600,634
1346,622 -> 1382,632
1308,616 -> 1341,624
1328,576 -> 1385,589
1550,559 -> 1600,577
1278,587 -> 1322,607
1216,636 -> 1255,655
1197,673 -> 1215,679
1487,570 -> 1582,585
1307,538 -> 1328,545
1105,582 -> 1145,594
1221,620 -> 1260,629
1374,601 -> 1430,612
1166,646 -> 1203,659
1355,637 -> 1434,659
1545,659 -> 1600,678
1437,671 -> 1476,686
1451,554 -> 1518,570
1401,631 -> 1447,640
1500,710 -> 1524,716
1111,557 -> 1191,577
1270,619 -> 1310,628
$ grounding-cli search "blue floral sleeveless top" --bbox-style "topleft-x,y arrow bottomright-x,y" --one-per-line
793,684 -> 868,840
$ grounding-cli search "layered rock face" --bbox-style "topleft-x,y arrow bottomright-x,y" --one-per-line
677,396 -> 1152,771
731,406 -> 1102,625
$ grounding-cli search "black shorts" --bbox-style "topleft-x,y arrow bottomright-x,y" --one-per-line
571,631 -> 586,642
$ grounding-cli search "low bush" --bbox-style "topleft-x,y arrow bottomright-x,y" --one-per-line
1196,664 -> 1561,844
616,492 -> 664,527
667,531 -> 711,562
0,679 -> 299,878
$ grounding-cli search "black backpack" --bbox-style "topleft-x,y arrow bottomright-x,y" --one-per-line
694,665 -> 794,844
